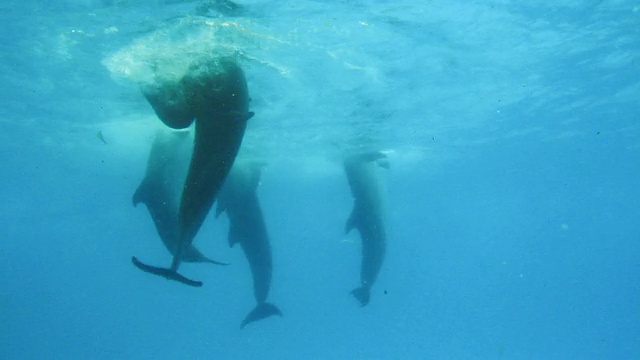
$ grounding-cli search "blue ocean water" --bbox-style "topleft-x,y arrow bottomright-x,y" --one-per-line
1,0 -> 638,359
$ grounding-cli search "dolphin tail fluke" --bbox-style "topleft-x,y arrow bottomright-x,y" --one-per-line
351,286 -> 370,307
131,256 -> 203,287
240,302 -> 283,329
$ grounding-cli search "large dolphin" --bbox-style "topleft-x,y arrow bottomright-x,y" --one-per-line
344,151 -> 389,306
132,57 -> 254,287
132,128 -> 225,265
215,161 -> 282,328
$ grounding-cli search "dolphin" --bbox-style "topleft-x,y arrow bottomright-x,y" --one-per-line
132,57 -> 254,287
343,151 -> 389,306
132,128 -> 225,265
216,160 -> 282,328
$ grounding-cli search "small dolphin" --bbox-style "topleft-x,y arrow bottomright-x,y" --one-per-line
133,57 -> 253,287
132,129 -> 226,265
344,151 -> 389,306
216,160 -> 282,328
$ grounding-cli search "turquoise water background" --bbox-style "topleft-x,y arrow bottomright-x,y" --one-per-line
0,1 -> 638,358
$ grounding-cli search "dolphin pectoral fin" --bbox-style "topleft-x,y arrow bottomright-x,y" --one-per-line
218,110 -> 254,123
132,180 -> 149,207
215,202 -> 226,219
202,258 -> 230,266
228,226 -> 241,248
197,253 -> 230,266
240,302 -> 283,329
351,286 -> 370,307
131,256 -> 203,287
241,111 -> 255,121
181,247 -> 230,266
345,208 -> 358,234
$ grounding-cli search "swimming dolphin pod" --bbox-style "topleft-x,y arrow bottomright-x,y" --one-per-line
132,57 -> 254,287
216,160 -> 283,328
129,55 -> 392,326
132,129 -> 226,265
344,151 -> 389,306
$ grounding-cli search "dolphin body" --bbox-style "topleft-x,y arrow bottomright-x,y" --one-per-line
344,152 -> 389,306
132,129 -> 224,265
132,57 -> 253,287
216,161 -> 282,328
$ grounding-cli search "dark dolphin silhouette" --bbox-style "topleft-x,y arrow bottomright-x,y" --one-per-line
132,129 -> 226,265
344,151 -> 389,306
132,57 -> 253,287
216,160 -> 282,327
